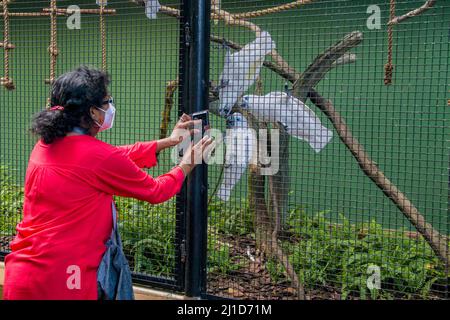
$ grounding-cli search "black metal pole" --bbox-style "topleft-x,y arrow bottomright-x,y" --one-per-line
175,0 -> 190,292
183,0 -> 210,298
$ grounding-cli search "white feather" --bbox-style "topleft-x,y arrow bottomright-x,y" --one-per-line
216,113 -> 255,201
145,0 -> 161,19
242,92 -> 333,152
218,31 -> 276,116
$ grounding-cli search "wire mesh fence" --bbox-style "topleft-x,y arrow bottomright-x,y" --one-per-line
206,0 -> 449,300
0,0 -> 184,289
1,0 -> 449,300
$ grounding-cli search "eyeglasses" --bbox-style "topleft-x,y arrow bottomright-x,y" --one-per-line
102,96 -> 114,106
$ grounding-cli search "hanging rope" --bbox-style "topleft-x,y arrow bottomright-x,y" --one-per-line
232,0 -> 313,19
384,0 -> 395,85
1,2 -> 114,90
45,0 -> 59,85
1,0 -> 15,90
99,2 -> 107,71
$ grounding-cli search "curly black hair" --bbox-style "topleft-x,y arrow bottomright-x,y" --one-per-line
30,65 -> 111,144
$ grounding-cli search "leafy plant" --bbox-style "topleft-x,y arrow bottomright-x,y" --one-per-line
207,232 -> 243,275
0,165 -> 23,235
208,199 -> 254,236
116,197 -> 176,276
0,164 -> 447,299
286,208 -> 448,299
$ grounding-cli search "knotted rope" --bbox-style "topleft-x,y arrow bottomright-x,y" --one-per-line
384,0 -> 395,85
1,0 -> 15,90
46,0 -> 59,85
232,0 -> 313,19
99,1 -> 107,71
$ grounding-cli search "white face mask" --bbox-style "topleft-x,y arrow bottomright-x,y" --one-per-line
95,103 -> 116,132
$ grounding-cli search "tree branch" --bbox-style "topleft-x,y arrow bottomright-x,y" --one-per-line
209,31 -> 449,265
148,1 -> 448,269
293,31 -> 363,101
307,89 -> 449,265
159,78 -> 179,140
388,0 -> 436,26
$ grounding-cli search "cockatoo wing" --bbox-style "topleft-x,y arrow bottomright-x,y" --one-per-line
216,113 -> 255,201
216,163 -> 247,201
243,92 -> 333,153
145,0 -> 161,19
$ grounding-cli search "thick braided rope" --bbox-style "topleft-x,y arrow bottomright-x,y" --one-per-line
1,0 -> 15,90
232,0 -> 313,19
99,4 -> 107,71
47,0 -> 59,85
384,0 -> 395,85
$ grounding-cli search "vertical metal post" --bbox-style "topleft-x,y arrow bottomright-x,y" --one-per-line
180,0 -> 210,298
175,0 -> 190,292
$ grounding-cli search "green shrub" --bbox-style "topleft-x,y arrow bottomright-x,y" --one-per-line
116,197 -> 176,276
286,209 -> 447,299
0,164 -> 447,299
208,199 -> 254,236
0,165 -> 23,236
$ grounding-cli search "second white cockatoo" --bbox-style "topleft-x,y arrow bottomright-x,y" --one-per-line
218,31 -> 276,117
216,113 -> 256,201
145,0 -> 161,19
212,0 -> 221,25
241,92 -> 333,153
129,0 -> 161,19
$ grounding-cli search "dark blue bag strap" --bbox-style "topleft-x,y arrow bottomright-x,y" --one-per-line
111,201 -> 117,232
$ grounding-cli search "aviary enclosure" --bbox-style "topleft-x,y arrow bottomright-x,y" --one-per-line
0,0 -> 448,300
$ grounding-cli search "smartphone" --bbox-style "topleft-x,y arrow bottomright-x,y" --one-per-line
191,110 -> 210,143
179,110 -> 210,158
191,110 -> 210,132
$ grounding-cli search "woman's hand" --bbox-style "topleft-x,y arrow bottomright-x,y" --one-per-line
156,113 -> 201,153
178,136 -> 215,177
169,113 -> 202,146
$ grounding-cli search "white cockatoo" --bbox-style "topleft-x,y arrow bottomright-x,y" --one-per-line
129,0 -> 161,19
218,31 -> 276,117
216,113 -> 256,201
241,92 -> 333,153
145,0 -> 161,19
212,0 -> 221,25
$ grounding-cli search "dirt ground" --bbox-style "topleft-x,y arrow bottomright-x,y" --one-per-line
206,233 -> 343,300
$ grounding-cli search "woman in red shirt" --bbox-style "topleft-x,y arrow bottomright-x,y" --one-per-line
2,66 -> 212,300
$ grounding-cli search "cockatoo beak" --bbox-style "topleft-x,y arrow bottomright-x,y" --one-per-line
240,96 -> 249,109
220,103 -> 235,118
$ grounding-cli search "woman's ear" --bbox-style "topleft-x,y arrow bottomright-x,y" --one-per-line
90,106 -> 99,120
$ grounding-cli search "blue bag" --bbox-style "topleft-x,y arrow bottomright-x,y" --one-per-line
97,202 -> 135,300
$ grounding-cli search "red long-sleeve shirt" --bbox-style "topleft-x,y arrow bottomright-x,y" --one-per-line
2,135 -> 185,300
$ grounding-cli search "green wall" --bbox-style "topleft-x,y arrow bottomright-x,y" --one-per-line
1,0 -> 448,233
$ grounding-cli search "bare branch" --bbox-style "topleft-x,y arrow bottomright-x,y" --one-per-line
293,31 -> 363,101
332,53 -> 357,67
388,0 -> 436,25
307,89 -> 449,266
159,79 -> 179,140
148,3 -> 449,267
211,31 -> 449,265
